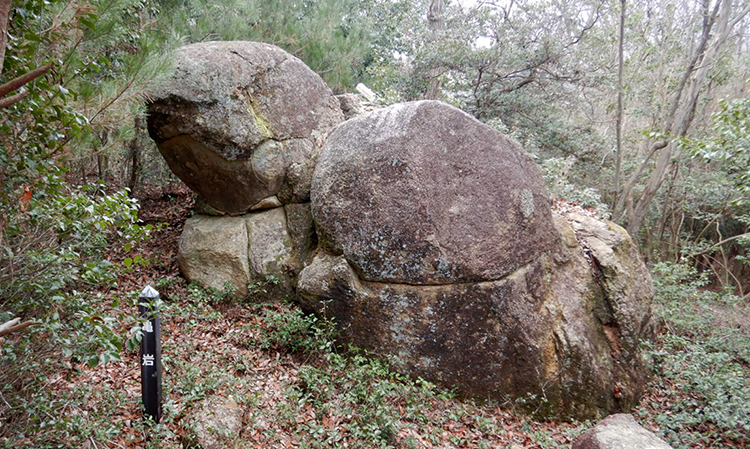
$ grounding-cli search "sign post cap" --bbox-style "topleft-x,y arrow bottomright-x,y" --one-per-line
140,285 -> 160,299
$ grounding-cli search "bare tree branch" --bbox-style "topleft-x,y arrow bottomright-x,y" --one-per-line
563,0 -> 604,49
688,232 -> 750,257
0,318 -> 40,338
425,0 -> 445,100
0,90 -> 27,109
0,63 -> 54,98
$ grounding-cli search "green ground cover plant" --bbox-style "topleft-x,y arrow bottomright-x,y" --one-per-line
639,261 -> 750,448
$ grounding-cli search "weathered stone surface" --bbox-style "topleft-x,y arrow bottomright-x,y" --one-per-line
298,253 -> 562,402
178,216 -> 249,296
276,139 -> 317,204
194,196 -> 227,216
336,93 -> 382,120
250,195 -> 282,211
164,59 -> 655,418
245,207 -> 296,300
302,100 -> 655,419
571,414 -> 673,449
285,202 -> 317,269
566,213 -> 656,352
544,213 -> 652,417
178,207 -> 314,300
297,233 -> 650,419
182,396 -> 243,449
147,41 -> 344,214
566,213 -> 656,411
311,100 -> 558,285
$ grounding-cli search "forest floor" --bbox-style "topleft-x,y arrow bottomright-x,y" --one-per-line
9,184 -> 750,449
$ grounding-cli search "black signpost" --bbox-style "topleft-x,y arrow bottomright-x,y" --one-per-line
139,285 -> 162,424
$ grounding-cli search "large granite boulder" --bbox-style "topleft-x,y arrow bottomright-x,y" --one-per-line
147,41 -> 344,215
149,43 -> 656,419
299,101 -> 655,419
312,101 -> 558,284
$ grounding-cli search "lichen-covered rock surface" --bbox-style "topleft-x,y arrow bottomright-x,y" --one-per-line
336,93 -> 382,120
178,215 -> 249,295
300,100 -> 655,419
147,41 -> 344,214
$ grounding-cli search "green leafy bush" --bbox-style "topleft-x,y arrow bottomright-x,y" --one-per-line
281,352 -> 403,448
186,281 -> 237,306
0,0 -> 167,442
0,181 -> 152,444
687,98 -> 750,202
246,302 -> 469,448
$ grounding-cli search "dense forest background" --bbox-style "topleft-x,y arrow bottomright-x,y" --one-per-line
1,0 -> 750,447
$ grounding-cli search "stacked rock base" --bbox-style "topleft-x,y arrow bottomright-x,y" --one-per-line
178,201 -> 315,300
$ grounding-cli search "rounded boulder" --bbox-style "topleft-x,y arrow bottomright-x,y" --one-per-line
311,100 -> 559,284
147,41 -> 344,214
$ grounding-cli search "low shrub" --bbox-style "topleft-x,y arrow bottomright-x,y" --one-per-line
0,177 -> 152,445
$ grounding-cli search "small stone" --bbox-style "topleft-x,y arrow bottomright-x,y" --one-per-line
336,93 -> 383,120
571,414 -> 673,449
249,196 -> 282,211
182,396 -> 243,449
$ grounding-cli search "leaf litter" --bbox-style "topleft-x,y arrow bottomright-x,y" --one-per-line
49,183 -> 688,449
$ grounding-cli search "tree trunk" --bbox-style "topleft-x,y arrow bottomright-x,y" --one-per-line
618,0 -> 750,234
0,0 -> 11,77
96,153 -> 108,180
613,0 -> 720,221
614,0 -> 720,221
425,0 -> 445,100
613,0 -> 626,205
128,117 -> 142,192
